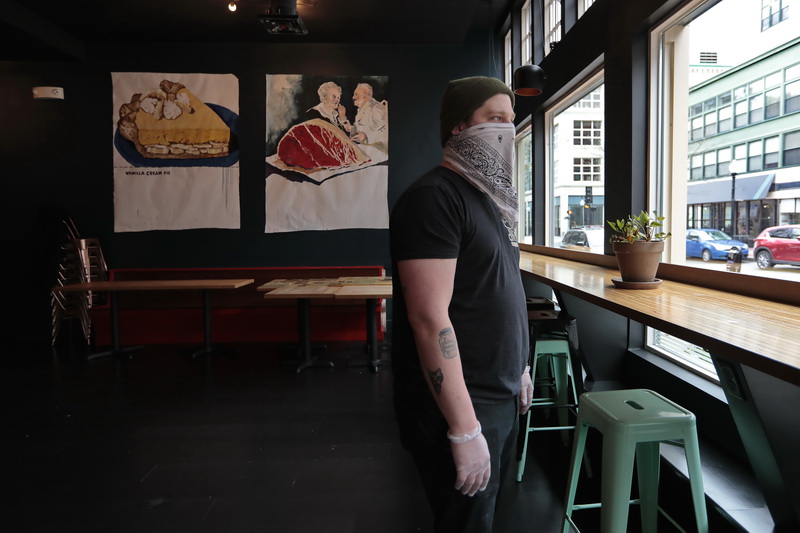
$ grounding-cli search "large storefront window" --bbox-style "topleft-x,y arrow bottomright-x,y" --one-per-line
544,76 -> 605,252
516,126 -> 533,245
650,0 -> 800,380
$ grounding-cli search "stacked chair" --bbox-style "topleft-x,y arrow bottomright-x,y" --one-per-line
50,218 -> 108,346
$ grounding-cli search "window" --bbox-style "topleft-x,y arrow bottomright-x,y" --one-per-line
764,136 -> 780,168
521,0 -> 532,65
761,0 -> 789,30
748,140 -> 763,171
573,158 -> 601,181
572,120 -> 602,146
718,104 -> 732,132
578,0 -> 596,18
784,129 -> 800,166
504,30 -> 512,87
703,151 -> 717,178
765,87 -> 781,119
786,79 -> 800,114
545,74 -> 604,249
515,125 -> 533,245
544,0 -> 562,55
651,0 -> 800,381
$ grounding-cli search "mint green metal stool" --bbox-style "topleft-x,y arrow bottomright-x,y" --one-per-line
516,323 -> 580,482
562,389 -> 708,533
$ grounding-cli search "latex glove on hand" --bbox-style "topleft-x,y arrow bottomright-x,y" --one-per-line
451,433 -> 491,496
519,367 -> 533,415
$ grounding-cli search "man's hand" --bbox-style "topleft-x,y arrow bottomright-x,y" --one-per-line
451,434 -> 491,496
519,368 -> 533,415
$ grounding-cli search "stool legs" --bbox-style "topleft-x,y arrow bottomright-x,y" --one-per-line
517,337 -> 579,482
562,416 -> 590,533
683,428 -> 709,533
635,441 -> 661,533
562,390 -> 708,533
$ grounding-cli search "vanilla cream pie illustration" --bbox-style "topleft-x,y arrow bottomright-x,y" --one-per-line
117,79 -> 230,159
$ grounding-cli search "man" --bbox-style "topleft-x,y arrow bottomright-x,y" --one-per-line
351,82 -> 387,147
389,76 -> 533,533
306,81 -> 351,133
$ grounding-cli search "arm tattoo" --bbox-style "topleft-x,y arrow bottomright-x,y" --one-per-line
438,327 -> 458,359
429,368 -> 444,395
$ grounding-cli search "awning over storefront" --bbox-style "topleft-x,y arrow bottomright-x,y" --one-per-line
687,173 -> 775,204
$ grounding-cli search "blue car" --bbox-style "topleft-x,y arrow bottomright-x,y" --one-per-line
686,229 -> 749,261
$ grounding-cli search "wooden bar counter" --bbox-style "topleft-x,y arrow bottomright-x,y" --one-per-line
519,246 -> 800,386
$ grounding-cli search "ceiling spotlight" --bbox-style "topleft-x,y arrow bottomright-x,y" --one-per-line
228,1 -> 237,12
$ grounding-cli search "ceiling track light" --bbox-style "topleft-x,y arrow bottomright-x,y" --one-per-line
513,64 -> 547,96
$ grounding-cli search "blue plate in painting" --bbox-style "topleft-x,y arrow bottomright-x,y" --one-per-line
114,104 -> 239,168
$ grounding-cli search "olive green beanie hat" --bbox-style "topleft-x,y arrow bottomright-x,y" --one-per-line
439,76 -> 515,146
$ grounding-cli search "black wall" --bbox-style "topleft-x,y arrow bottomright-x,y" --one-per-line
1,32 -> 500,341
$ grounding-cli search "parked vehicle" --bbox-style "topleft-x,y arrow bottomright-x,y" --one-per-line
685,229 -> 749,262
752,224 -> 800,269
560,226 -> 605,254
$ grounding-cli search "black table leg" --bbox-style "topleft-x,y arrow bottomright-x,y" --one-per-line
294,298 -> 334,373
193,289 -> 218,359
348,298 -> 386,373
88,291 -> 141,361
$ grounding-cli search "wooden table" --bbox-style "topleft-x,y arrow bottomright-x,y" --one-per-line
259,277 -> 391,373
333,279 -> 392,373
260,279 -> 339,373
53,279 -> 255,361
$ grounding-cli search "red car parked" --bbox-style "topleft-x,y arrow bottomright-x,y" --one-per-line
753,224 -> 800,269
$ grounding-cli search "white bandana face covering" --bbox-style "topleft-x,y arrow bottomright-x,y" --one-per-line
443,122 -> 519,245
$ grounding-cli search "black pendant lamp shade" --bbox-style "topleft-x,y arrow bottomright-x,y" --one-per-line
513,64 -> 547,96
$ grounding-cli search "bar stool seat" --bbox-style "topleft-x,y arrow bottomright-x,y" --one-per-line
562,389 -> 708,533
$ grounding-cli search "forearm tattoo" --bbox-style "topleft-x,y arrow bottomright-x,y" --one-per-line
429,368 -> 444,395
438,327 -> 457,359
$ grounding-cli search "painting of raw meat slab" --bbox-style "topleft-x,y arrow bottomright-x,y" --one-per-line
265,74 -> 389,233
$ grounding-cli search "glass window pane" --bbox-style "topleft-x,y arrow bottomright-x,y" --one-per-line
547,81 -> 604,250
650,0 -> 799,381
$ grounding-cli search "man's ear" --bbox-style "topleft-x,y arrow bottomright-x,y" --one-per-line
450,121 -> 467,136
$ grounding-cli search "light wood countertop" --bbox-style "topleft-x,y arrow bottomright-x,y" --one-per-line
519,248 -> 800,386
53,279 -> 255,292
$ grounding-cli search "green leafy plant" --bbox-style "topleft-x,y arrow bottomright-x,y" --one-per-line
608,211 -> 671,244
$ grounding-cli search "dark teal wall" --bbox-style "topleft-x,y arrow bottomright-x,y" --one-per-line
1,32 -> 501,340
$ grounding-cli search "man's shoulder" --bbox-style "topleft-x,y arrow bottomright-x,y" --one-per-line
402,166 -> 461,194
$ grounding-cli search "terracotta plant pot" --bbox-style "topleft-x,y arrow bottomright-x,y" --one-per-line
612,240 -> 665,282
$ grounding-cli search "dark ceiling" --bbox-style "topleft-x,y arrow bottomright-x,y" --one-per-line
1,0 -> 513,61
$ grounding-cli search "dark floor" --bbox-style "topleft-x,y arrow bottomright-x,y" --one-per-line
2,335 -> 600,533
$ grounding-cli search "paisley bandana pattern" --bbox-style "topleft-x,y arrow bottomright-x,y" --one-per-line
443,122 -> 519,245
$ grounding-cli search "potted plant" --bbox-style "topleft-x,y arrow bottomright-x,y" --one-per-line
608,211 -> 671,287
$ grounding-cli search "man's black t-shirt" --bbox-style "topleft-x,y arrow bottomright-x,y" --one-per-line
390,166 -> 529,404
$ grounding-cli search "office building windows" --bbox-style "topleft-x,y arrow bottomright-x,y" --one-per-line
573,158 -> 601,181
761,0 -> 789,30
749,140 -> 764,171
784,129 -> 800,165
786,79 -> 800,113
764,136 -> 780,168
572,120 -> 602,146
718,104 -> 732,131
765,87 -> 781,118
